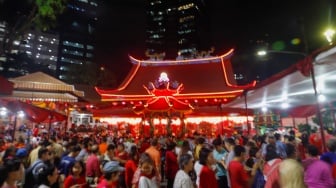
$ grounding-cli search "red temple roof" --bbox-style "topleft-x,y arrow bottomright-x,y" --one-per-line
96,49 -> 256,105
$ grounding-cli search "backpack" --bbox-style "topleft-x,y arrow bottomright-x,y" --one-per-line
23,161 -> 43,188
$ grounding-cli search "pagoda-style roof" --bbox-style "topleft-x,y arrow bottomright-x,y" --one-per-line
96,49 -> 256,106
7,72 -> 84,102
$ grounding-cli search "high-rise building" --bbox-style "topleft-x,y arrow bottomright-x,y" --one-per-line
0,21 -> 7,62
56,0 -> 98,83
0,24 -> 59,76
145,0 -> 209,60
19,30 -> 60,72
0,0 -> 99,83
0,22 -> 6,45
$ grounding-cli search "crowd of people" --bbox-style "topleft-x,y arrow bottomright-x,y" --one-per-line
0,129 -> 335,188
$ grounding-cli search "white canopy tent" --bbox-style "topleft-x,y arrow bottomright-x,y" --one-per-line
225,46 -> 336,115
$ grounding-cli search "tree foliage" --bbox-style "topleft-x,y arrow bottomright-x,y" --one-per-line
63,62 -> 117,87
0,0 -> 68,55
35,0 -> 67,31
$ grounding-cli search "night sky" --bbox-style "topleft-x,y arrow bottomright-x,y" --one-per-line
94,0 -> 336,84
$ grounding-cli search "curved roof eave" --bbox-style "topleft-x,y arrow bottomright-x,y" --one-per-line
95,49 -> 256,98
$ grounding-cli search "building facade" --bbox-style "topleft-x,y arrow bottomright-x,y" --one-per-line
145,0 -> 210,60
0,24 -> 59,77
56,0 -> 99,84
0,21 -> 7,63
0,0 -> 99,84
19,30 -> 60,73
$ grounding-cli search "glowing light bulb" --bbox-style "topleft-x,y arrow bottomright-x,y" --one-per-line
159,72 -> 169,82
281,102 -> 289,109
318,94 -> 326,103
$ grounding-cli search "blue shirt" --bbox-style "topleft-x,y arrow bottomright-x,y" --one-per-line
275,141 -> 287,158
59,155 -> 76,176
320,152 -> 336,165
213,148 -> 227,177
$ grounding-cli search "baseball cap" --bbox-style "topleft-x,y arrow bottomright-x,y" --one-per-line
103,161 -> 125,173
16,148 -> 28,158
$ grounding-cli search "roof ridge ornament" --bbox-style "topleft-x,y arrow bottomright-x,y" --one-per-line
133,72 -> 193,115
144,72 -> 183,96
129,48 -> 234,66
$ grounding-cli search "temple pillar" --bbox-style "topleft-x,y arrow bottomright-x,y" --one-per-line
166,116 -> 172,136
180,115 -> 186,138
149,116 -> 154,137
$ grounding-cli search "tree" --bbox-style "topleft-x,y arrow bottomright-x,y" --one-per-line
63,62 -> 118,86
96,67 -> 118,88
0,0 -> 68,55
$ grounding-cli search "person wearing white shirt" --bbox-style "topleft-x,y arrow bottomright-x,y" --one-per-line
193,160 -> 203,187
138,175 -> 158,188
137,153 -> 160,188
173,153 -> 194,188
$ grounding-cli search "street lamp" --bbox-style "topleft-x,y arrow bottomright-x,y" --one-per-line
257,50 -> 267,56
324,28 -> 335,45
256,50 -> 307,57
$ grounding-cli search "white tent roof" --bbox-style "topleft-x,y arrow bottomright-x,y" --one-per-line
225,46 -> 336,111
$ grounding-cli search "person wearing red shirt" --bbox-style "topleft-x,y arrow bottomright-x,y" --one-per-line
97,161 -> 125,188
86,145 -> 101,184
263,144 -> 282,188
64,161 -> 88,188
125,146 -> 139,188
114,143 -> 129,188
115,143 -> 129,165
235,134 -> 244,146
139,138 -> 150,154
199,147 -> 218,188
32,125 -> 39,137
165,141 -> 179,188
228,145 -> 258,188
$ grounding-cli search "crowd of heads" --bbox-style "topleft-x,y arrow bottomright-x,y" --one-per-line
0,128 -> 334,188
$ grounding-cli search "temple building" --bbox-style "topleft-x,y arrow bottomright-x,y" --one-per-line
95,49 -> 256,136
